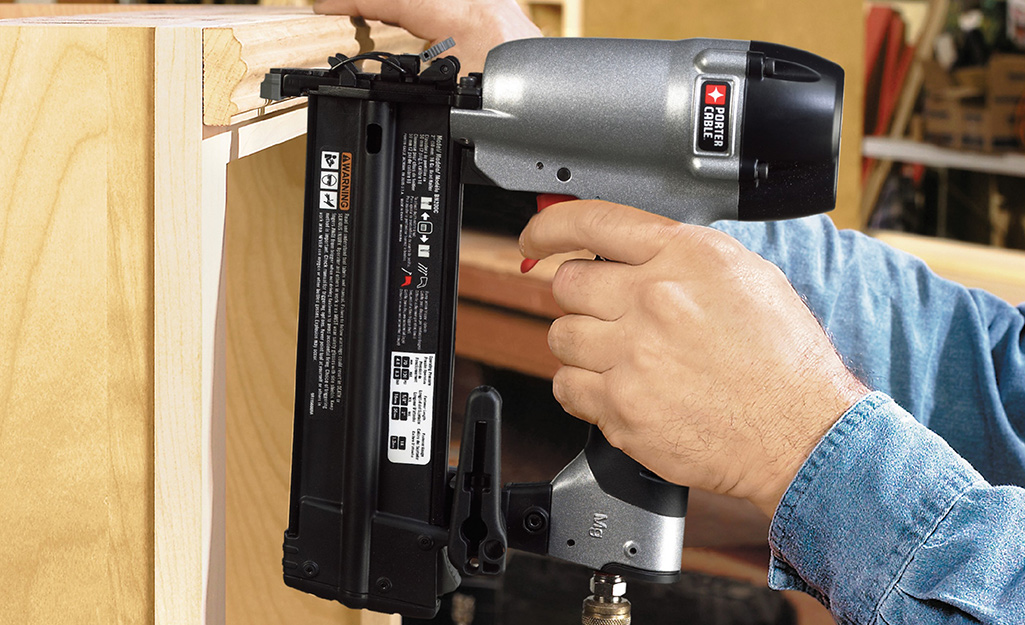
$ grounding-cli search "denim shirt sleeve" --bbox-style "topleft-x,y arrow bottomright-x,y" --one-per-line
769,392 -> 1025,624
710,216 -> 1025,623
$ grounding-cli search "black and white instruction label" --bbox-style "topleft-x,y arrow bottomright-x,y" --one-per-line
386,132 -> 446,464
386,351 -> 435,465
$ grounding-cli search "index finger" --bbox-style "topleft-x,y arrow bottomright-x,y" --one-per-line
519,199 -> 681,265
313,0 -> 457,42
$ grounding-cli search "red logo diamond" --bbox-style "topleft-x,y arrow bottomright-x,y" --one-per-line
704,84 -> 726,105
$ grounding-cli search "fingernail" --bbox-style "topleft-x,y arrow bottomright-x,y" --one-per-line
520,258 -> 539,273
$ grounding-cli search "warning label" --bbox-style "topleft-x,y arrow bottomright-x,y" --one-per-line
304,147 -> 352,419
309,207 -> 350,416
386,351 -> 435,465
319,150 -> 352,210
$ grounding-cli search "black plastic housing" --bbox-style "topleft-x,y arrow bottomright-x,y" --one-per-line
583,426 -> 689,519
280,59 -> 470,618
738,41 -> 845,220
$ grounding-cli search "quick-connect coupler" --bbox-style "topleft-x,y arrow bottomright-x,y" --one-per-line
581,572 -> 631,625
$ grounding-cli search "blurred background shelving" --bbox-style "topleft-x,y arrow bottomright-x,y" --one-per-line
862,0 -> 1025,249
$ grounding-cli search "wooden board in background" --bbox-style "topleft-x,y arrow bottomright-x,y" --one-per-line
873,231 -> 1025,305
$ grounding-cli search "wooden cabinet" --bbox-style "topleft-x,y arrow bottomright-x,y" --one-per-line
0,8 -> 417,624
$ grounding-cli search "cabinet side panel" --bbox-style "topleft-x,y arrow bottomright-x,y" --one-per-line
0,25 -> 154,624
106,26 -> 158,625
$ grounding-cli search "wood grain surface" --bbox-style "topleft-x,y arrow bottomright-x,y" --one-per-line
203,15 -> 424,125
153,24 -> 219,625
203,16 -> 362,125
0,25 -> 153,624
0,4 -> 171,19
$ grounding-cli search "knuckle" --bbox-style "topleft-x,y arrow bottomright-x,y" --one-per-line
551,367 -> 576,408
547,318 -> 568,355
695,227 -> 746,262
680,225 -> 746,261
551,260 -> 581,294
603,374 -> 633,423
603,426 -> 629,453
579,202 -> 620,241
638,279 -> 685,324
655,222 -> 690,248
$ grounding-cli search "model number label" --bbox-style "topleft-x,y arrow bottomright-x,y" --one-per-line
589,513 -> 608,539
697,81 -> 731,153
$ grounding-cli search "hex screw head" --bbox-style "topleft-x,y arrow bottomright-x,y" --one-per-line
301,561 -> 319,578
417,535 -> 435,550
523,508 -> 548,533
376,577 -> 393,593
590,573 -> 627,600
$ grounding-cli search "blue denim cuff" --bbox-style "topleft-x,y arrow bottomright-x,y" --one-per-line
766,392 -> 983,624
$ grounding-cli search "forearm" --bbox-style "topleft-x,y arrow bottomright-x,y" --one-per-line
714,216 -> 1025,487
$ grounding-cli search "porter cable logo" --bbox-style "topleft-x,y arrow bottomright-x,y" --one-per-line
697,82 -> 731,153
338,152 -> 352,210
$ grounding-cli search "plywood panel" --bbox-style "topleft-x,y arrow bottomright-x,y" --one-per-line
582,0 -> 864,230
104,26 -> 158,625
224,136 -> 393,624
0,25 -> 153,624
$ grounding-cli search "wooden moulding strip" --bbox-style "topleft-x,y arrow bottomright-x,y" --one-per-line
872,230 -> 1025,305
202,17 -> 423,126
203,15 -> 358,126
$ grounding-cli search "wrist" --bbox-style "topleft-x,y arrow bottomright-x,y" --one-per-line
751,372 -> 871,519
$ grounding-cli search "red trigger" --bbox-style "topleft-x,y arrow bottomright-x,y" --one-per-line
521,194 -> 578,273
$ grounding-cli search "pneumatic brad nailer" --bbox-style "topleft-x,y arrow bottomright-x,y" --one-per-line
261,36 -> 843,621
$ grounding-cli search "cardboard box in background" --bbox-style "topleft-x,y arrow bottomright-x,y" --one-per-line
988,54 -> 1025,150
921,54 -> 1025,152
